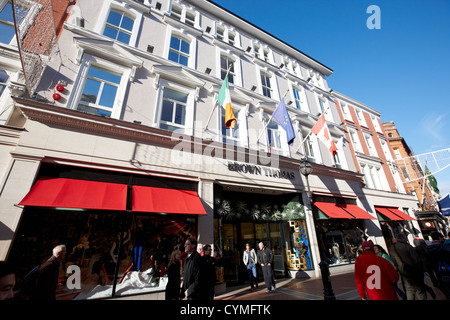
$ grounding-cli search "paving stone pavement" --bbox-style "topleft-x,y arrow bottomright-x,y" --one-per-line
215,271 -> 448,301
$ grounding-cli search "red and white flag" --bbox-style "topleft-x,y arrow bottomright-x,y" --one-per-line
311,114 -> 338,156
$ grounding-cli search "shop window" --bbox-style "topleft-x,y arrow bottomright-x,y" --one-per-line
103,9 -> 135,44
8,209 -> 197,299
315,219 -> 365,266
77,65 -> 122,117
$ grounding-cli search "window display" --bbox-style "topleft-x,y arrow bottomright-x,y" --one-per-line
8,209 -> 197,299
315,220 -> 365,266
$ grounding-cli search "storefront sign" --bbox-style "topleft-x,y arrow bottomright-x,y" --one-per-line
227,161 -> 295,180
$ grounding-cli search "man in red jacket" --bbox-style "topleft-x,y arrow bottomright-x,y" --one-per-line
355,241 -> 399,300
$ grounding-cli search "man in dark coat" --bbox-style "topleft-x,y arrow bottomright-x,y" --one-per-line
34,245 -> 66,300
257,242 -> 276,293
389,234 -> 426,300
181,238 -> 206,300
426,231 -> 450,299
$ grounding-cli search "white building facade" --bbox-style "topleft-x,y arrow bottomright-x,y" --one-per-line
0,0 -> 419,299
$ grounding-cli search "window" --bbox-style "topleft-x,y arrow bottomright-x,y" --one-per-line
333,149 -> 342,167
380,139 -> 393,161
216,25 -> 224,41
159,88 -> 187,133
292,87 -> 304,111
364,134 -> 377,157
393,148 -> 401,159
77,66 -> 122,117
228,31 -> 235,46
216,24 -> 238,47
340,101 -> 352,121
267,121 -> 282,154
170,4 -> 182,20
170,3 -> 197,28
0,1 -> 15,44
261,72 -> 272,98
220,55 -> 234,84
103,9 -> 134,44
185,9 -> 195,27
0,70 -> 8,97
355,109 -> 367,127
349,129 -> 363,152
305,135 -> 315,159
262,48 -> 270,63
168,35 -> 190,66
371,115 -> 382,133
360,163 -> 388,190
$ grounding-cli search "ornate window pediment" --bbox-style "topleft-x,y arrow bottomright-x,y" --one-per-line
151,65 -> 205,101
73,37 -> 143,80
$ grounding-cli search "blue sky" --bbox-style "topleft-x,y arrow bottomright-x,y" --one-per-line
212,0 -> 450,198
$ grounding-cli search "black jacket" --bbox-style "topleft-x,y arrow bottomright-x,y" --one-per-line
181,251 -> 206,300
257,247 -> 273,266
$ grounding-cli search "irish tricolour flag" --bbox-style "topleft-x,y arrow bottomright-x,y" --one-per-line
217,77 -> 236,128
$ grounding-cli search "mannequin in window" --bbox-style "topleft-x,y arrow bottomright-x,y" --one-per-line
132,219 -> 145,271
110,231 -> 131,264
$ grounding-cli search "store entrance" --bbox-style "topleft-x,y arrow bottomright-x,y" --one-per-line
215,220 -> 287,286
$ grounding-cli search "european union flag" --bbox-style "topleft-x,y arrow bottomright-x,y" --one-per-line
272,98 -> 296,145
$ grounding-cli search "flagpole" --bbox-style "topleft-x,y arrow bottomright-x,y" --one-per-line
257,89 -> 289,142
204,64 -> 233,131
295,104 -> 331,153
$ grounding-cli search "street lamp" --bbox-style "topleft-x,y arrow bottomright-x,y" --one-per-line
299,157 -> 336,300
299,157 -> 313,199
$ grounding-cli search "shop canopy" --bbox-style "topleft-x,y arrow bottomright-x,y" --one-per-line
314,202 -> 355,219
132,185 -> 207,215
18,177 -> 128,211
19,177 -> 207,215
374,206 -> 415,221
336,203 -> 375,219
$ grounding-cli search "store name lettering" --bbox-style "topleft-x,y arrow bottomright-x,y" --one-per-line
227,162 -> 295,180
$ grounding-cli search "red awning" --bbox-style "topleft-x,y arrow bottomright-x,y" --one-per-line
386,207 -> 416,221
132,185 -> 207,215
374,206 -> 405,221
18,177 -> 128,211
337,204 -> 375,219
314,202 -> 355,219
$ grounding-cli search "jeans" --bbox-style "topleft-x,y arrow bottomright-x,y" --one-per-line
247,263 -> 257,288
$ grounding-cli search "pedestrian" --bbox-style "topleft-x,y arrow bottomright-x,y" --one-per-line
181,237 -> 206,300
373,244 -> 393,264
389,233 -> 427,300
0,261 -> 16,300
413,238 -> 437,299
373,244 -> 407,300
38,245 -> 66,300
354,241 -> 399,300
257,242 -> 276,293
426,231 -> 450,299
165,249 -> 182,300
243,243 -> 258,291
201,244 -> 216,300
